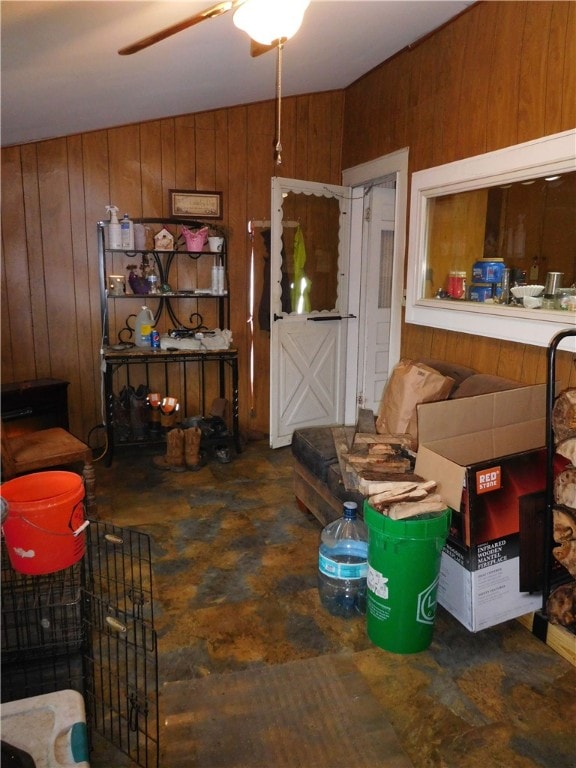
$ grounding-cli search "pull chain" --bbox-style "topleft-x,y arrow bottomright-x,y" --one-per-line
274,41 -> 284,166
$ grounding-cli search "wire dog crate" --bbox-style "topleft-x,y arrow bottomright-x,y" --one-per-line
1,519 -> 159,768
1,552 -> 84,702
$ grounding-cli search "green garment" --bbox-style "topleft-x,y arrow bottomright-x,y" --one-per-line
291,225 -> 311,313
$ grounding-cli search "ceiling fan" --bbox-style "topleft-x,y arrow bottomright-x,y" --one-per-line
118,0 -> 311,165
118,0 -> 311,57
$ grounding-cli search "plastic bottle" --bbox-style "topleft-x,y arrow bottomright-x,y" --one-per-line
147,261 -> 160,294
211,258 -> 225,295
318,501 -> 368,618
120,213 -> 134,250
135,306 -> 154,347
105,205 -> 122,250
211,264 -> 219,295
217,260 -> 225,294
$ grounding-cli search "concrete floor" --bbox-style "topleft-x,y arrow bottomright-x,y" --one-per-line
90,439 -> 576,768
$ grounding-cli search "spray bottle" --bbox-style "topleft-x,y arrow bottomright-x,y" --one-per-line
105,205 -> 122,250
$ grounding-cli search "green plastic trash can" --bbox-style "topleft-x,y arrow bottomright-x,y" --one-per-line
364,501 -> 451,654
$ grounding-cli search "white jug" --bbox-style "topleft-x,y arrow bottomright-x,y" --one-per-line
135,306 -> 154,347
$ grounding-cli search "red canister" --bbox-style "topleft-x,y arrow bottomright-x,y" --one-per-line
447,271 -> 467,299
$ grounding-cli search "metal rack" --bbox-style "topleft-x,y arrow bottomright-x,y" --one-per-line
542,328 -> 576,614
103,345 -> 240,466
98,217 -> 240,465
1,519 -> 159,768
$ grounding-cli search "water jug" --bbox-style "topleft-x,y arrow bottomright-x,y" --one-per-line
318,501 -> 368,618
135,306 -> 154,347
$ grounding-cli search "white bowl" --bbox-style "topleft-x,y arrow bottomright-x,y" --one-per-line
511,284 -> 544,299
523,296 -> 542,309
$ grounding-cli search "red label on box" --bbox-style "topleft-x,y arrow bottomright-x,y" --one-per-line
476,466 -> 501,494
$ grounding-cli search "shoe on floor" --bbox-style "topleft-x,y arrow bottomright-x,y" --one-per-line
215,446 -> 231,464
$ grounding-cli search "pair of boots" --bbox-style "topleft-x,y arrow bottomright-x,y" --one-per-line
153,427 -> 203,472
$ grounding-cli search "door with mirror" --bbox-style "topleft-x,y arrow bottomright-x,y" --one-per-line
269,178 -> 351,448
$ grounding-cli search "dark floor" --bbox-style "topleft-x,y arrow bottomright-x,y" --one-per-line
89,439 -> 576,768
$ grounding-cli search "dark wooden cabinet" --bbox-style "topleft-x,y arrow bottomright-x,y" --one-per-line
1,379 -> 69,437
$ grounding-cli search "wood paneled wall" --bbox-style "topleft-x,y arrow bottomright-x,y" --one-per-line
1,1 -> 575,445
1,93 -> 344,442
343,0 -> 575,390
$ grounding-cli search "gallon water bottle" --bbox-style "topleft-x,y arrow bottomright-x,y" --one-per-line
135,306 -> 154,347
318,501 -> 368,618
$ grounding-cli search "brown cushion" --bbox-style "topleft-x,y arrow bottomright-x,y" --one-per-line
291,427 -> 338,483
451,373 -> 522,399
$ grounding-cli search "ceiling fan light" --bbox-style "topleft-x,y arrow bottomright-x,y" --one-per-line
233,0 -> 310,45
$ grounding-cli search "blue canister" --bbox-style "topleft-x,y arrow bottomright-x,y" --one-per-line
472,260 -> 505,283
468,283 -> 494,302
150,329 -> 160,349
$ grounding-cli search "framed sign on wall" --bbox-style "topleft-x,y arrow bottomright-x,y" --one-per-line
169,190 -> 223,219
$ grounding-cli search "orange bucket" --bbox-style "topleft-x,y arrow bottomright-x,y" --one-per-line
1,471 -> 87,575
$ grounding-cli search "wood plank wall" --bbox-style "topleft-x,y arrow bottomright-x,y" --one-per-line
1,93 -> 344,442
1,1 -> 574,445
343,0 -> 575,390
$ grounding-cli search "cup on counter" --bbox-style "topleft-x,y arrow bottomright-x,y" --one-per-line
108,275 -> 125,296
556,288 -> 576,310
543,271 -> 563,297
208,236 -> 224,252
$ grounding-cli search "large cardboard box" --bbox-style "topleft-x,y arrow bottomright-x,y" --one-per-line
415,385 -> 547,632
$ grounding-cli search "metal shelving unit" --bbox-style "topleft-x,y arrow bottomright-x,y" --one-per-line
542,328 -> 576,613
98,218 -> 240,465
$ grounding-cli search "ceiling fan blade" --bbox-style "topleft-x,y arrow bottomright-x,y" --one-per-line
250,38 -> 283,58
118,1 -> 236,55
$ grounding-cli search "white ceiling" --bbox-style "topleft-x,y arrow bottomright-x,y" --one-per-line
1,0 -> 473,147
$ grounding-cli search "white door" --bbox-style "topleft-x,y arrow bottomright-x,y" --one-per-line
358,186 -> 397,412
342,148 -> 409,423
270,177 -> 351,448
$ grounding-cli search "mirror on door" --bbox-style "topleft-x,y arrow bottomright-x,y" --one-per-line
279,191 -> 341,313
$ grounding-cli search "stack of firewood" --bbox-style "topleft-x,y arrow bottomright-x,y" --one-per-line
547,388 -> 576,631
330,412 -> 446,520
346,433 -> 414,475
358,476 -> 446,520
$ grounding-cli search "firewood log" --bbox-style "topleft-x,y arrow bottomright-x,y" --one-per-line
370,487 -> 430,507
553,507 -> 576,543
359,477 -> 429,496
368,443 -> 396,455
347,456 -> 411,474
552,540 -> 576,579
353,433 -> 412,447
557,437 -> 576,467
554,467 -> 576,510
546,582 -> 576,628
552,388 -> 576,443
386,495 -> 447,520
368,480 -> 437,507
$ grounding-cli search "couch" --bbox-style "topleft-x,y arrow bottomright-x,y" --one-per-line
291,359 -> 523,526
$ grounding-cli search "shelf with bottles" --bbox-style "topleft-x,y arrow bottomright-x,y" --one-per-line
98,215 -> 238,465
98,217 -> 229,346
100,218 -> 227,298
102,213 -> 226,254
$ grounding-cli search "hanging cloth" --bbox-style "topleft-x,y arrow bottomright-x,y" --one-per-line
258,229 -> 291,331
247,222 -> 256,417
291,225 -> 311,314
